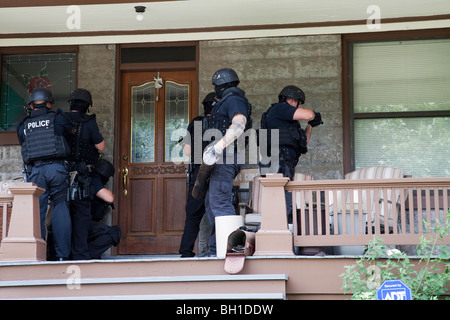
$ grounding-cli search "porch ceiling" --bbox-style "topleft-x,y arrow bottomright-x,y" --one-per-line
0,0 -> 449,46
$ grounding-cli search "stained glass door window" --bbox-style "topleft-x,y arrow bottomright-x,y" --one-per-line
165,80 -> 189,163
131,82 -> 155,163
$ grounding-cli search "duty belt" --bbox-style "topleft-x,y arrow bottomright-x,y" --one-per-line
32,159 -> 66,167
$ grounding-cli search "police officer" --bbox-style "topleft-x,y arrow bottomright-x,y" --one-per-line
202,68 -> 252,256
179,92 -> 216,258
16,88 -> 73,261
66,88 -> 105,260
88,159 -> 120,259
260,85 -> 322,223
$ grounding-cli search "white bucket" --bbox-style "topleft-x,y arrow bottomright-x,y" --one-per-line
215,215 -> 244,258
333,212 -> 367,255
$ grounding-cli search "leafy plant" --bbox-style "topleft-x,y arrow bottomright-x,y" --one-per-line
340,211 -> 450,300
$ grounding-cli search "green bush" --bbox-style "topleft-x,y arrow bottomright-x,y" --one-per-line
340,211 -> 450,300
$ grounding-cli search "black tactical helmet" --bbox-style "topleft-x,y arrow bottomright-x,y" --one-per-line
27,88 -> 54,105
94,159 -> 115,179
202,92 -> 216,115
278,85 -> 305,104
68,88 -> 93,106
212,68 -> 240,86
202,92 -> 216,105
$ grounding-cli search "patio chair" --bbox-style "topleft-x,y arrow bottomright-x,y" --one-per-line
329,166 -> 405,234
241,172 -> 313,227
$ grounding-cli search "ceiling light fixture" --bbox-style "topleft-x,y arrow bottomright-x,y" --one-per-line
134,6 -> 146,21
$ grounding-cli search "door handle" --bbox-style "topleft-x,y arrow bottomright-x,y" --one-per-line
122,167 -> 128,195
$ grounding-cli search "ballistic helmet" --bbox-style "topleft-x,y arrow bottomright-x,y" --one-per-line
278,85 -> 305,104
202,92 -> 216,115
68,88 -> 93,106
27,88 -> 54,105
94,159 -> 115,179
212,68 -> 240,86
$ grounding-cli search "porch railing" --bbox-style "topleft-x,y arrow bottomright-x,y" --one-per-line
285,178 -> 450,248
0,195 -> 13,241
0,183 -> 46,262
1,179 -> 450,261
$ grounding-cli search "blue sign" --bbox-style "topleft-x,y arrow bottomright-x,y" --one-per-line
376,280 -> 412,300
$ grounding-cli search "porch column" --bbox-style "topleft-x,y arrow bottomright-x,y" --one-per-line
253,174 -> 294,256
0,183 -> 46,262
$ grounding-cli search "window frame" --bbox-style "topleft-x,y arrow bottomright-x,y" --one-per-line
342,28 -> 450,175
0,45 -> 78,145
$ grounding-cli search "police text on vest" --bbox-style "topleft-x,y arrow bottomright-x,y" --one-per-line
28,119 -> 50,129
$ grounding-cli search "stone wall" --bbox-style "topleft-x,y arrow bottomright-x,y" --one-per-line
2,36 -> 343,182
77,44 -> 116,165
0,146 -> 22,181
77,44 -> 116,226
199,35 -> 343,179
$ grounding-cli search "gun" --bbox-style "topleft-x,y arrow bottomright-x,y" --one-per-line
22,164 -> 28,182
71,181 -> 79,201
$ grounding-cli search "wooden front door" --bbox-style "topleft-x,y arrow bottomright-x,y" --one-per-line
117,71 -> 196,254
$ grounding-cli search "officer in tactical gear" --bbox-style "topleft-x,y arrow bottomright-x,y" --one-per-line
87,159 -> 120,259
16,88 -> 74,261
179,92 -> 216,258
202,68 -> 252,256
260,85 -> 323,224
65,88 -> 105,260
47,158 -> 119,260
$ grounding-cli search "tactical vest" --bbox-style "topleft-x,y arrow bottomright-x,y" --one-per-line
206,87 -> 252,137
66,113 -> 100,165
260,103 -> 307,156
21,109 -> 71,164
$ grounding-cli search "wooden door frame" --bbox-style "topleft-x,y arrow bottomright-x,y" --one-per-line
111,42 -> 199,255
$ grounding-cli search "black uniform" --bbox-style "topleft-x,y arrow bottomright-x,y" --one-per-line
66,111 -> 104,260
48,168 -> 121,260
263,101 -> 308,223
87,175 -> 121,259
178,116 -> 207,257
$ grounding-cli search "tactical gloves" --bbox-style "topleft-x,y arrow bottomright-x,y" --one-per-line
308,112 -> 323,127
203,142 -> 224,165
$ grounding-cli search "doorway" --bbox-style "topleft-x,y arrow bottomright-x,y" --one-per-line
117,70 -> 197,254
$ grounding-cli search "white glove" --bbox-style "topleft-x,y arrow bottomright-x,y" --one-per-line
203,142 -> 224,165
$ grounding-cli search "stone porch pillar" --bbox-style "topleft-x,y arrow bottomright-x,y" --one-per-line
0,183 -> 46,262
253,174 -> 294,256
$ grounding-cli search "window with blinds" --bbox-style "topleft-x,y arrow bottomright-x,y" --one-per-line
352,39 -> 450,177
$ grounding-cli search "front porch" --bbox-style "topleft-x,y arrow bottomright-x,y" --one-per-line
0,169 -> 449,300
